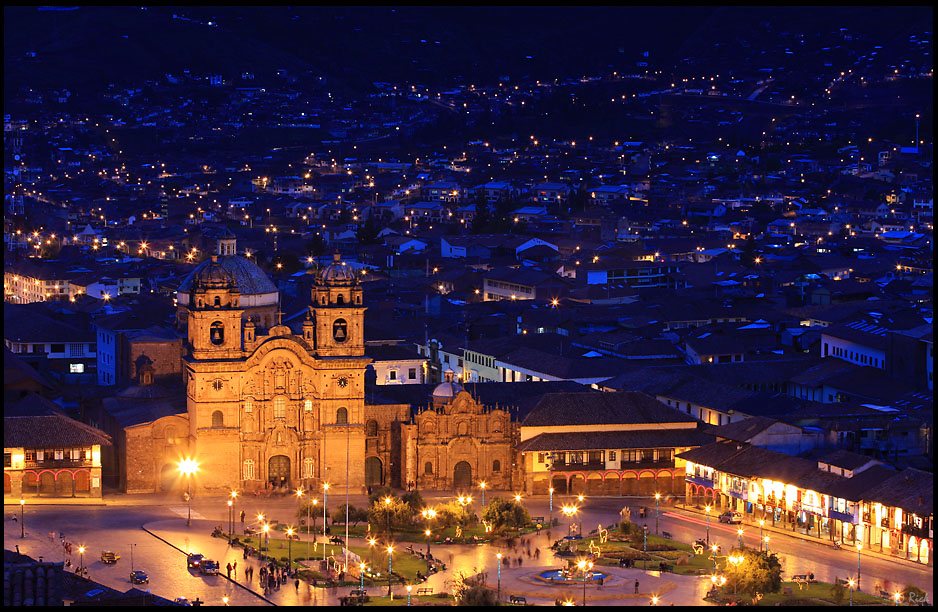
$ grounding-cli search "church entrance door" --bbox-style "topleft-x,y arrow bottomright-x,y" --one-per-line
268,455 -> 291,489
160,464 -> 177,492
453,461 -> 472,490
365,457 -> 383,487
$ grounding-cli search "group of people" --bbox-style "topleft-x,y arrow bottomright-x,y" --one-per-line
249,561 -> 296,596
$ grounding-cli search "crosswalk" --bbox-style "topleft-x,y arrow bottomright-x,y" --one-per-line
168,506 -> 206,520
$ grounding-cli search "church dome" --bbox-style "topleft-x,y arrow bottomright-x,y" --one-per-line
179,255 -> 277,296
318,253 -> 356,285
432,381 -> 463,399
193,256 -> 236,289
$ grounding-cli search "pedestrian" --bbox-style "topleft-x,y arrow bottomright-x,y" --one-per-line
12,514 -> 17,523
227,562 -> 232,579
536,524 -> 541,535
295,578 -> 300,591
233,561 -> 238,578
598,577 -> 604,589
50,530 -> 55,542
534,548 -> 540,559
518,556 -> 523,567
240,510 -> 245,524
634,579 -> 639,594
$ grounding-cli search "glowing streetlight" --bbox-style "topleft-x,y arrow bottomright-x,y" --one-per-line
78,545 -> 86,574
856,543 -> 862,591
479,481 -> 487,506
496,552 -> 503,602
19,499 -> 25,538
705,505 -> 711,545
655,492 -> 661,535
407,584 -> 413,606
368,537 -> 378,568
387,545 -> 394,597
323,483 -> 330,560
286,527 -> 294,567
577,559 -> 594,606
737,528 -> 743,549
759,519 -> 764,551
848,578 -> 855,606
262,523 -> 270,558
177,458 -> 199,526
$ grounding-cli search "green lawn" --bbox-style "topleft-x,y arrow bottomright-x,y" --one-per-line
752,582 -> 892,606
361,593 -> 452,606
278,522 -> 534,543
237,535 -> 435,583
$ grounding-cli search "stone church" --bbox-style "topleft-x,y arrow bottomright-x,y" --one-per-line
104,237 -> 523,496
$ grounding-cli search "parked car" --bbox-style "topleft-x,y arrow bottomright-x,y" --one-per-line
130,569 -> 149,584
100,551 -> 120,564
199,560 -> 220,575
719,511 -> 742,524
186,553 -> 204,569
173,598 -> 192,606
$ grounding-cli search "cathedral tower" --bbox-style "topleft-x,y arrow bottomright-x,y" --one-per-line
186,255 -> 243,360
310,253 -> 366,357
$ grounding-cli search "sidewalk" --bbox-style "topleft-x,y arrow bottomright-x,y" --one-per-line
676,503 -> 929,570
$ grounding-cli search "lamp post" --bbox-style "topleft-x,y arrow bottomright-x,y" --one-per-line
705,505 -> 711,545
262,524 -> 270,559
384,497 -> 393,540
549,487 -> 554,527
19,499 -> 25,538
848,578 -> 855,606
711,545 -> 718,574
368,538 -> 377,569
421,508 -> 435,570
562,504 -> 578,537
131,543 -> 136,573
737,528 -> 743,549
407,584 -> 412,606
480,481 -> 487,507
763,536 -> 770,556
227,500 -> 233,542
894,592 -> 901,606
323,484 -> 330,561
231,490 -> 238,530
577,495 -> 584,535
496,553 -> 503,602
655,493 -> 661,536
222,595 -> 229,606
387,545 -> 394,597
728,555 -> 742,595
178,458 -> 199,527
287,528 -> 294,568
759,519 -> 764,551
643,525 -> 648,570
78,545 -> 85,575
457,496 -> 472,542
297,488 -> 311,562
856,543 -> 862,592
577,559 -> 593,607
360,562 -> 367,591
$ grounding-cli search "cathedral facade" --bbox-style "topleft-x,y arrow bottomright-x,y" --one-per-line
183,252 -> 369,494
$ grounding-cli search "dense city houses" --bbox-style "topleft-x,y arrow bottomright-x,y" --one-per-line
2,5 -> 933,606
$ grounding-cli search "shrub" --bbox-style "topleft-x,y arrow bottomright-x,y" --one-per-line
481,496 -> 532,531
829,577 -> 847,605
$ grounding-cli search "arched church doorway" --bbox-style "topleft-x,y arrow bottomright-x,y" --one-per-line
453,461 -> 472,490
365,457 -> 383,487
268,455 -> 291,489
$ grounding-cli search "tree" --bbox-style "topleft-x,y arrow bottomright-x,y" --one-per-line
356,214 -> 380,244
306,233 -> 327,257
367,497 -> 415,531
297,500 -> 328,531
451,570 -> 497,606
829,577 -> 847,605
470,191 -> 491,234
481,496 -> 532,532
722,548 -> 782,601
401,490 -> 426,515
433,500 -> 476,528
335,503 -> 369,526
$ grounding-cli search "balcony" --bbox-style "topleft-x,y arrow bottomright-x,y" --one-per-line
880,517 -> 892,529
620,459 -> 675,471
550,461 -> 606,472
901,523 -> 930,539
25,458 -> 93,469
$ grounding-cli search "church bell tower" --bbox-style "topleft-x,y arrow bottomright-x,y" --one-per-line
310,253 -> 366,357
186,256 -> 243,360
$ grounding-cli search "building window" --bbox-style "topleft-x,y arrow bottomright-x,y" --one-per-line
303,457 -> 315,479
244,399 -> 253,413
609,450 -> 616,462
54,450 -> 64,461
3,453 -> 10,468
366,420 -> 379,436
425,461 -> 433,475
243,459 -> 255,480
51,343 -> 65,353
210,321 -> 225,345
166,427 -> 177,445
408,368 -> 417,380
538,453 -> 547,464
389,370 -> 397,380
304,399 -> 313,412
336,407 -> 348,425
492,459 -> 501,472
212,411 -> 224,427
274,397 -> 286,419
36,450 -> 44,461
25,451 -> 34,462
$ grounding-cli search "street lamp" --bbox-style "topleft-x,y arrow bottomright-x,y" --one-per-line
737,528 -> 743,549
222,594 -> 229,606
78,545 -> 85,574
421,508 -> 436,571
643,525 -> 648,570
759,519 -> 764,551
262,524 -> 270,559
457,496 -> 472,542
368,538 -> 377,569
894,592 -> 901,606
178,458 -> 199,527
360,562 -> 367,591
848,578 -> 855,606
711,544 -> 718,574
705,505 -> 711,545
549,487 -> 554,526
407,584 -> 412,606
763,536 -> 770,555
480,481 -> 487,507
496,553 -> 503,602
856,543 -> 862,591
655,493 -> 661,535
19,499 -> 25,538
577,559 -> 593,606
297,488 -> 311,562
227,500 -> 233,542
384,497 -> 393,540
287,528 -> 294,568
387,545 -> 394,597
727,555 -> 742,594
323,483 -> 330,560
562,504 -> 578,537
651,595 -> 659,605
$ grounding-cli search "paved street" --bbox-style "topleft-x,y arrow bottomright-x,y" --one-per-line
5,491 -> 932,605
